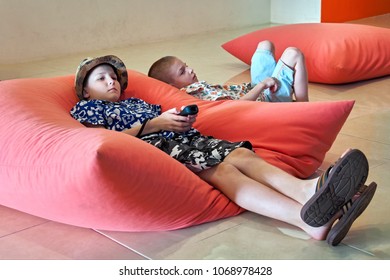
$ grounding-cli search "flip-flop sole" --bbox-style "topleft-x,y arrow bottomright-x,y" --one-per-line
327,182 -> 377,246
301,149 -> 369,227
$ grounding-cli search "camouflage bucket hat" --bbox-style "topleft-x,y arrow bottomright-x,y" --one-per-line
74,55 -> 128,100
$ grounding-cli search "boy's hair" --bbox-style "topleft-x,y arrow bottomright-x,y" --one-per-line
148,56 -> 177,84
75,55 -> 128,100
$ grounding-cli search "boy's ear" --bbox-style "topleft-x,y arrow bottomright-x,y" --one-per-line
82,89 -> 90,99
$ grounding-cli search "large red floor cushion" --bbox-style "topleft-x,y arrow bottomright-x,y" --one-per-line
222,23 -> 390,84
0,70 -> 354,231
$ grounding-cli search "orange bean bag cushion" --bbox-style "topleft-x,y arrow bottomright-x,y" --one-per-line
0,70 -> 354,231
222,23 -> 390,84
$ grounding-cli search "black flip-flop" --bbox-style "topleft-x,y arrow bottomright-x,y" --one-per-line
301,149 -> 369,227
327,182 -> 377,246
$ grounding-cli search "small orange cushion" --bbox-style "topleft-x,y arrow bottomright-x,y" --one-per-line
0,70 -> 354,231
222,23 -> 390,84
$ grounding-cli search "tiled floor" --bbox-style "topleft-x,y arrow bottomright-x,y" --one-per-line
1,16 -> 389,260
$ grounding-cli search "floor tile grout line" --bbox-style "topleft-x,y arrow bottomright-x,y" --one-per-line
0,221 -> 50,239
92,229 -> 152,260
346,244 -> 377,257
338,133 -> 390,146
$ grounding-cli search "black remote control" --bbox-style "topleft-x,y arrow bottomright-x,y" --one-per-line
179,104 -> 198,116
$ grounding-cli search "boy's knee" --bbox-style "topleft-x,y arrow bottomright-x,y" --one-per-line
282,47 -> 304,60
280,47 -> 306,67
226,147 -> 259,163
257,40 -> 275,53
231,147 -> 254,157
214,162 -> 239,177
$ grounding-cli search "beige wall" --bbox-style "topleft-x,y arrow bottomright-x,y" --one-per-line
0,0 -> 270,64
271,0 -> 321,23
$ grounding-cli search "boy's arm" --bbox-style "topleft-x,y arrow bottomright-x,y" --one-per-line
121,108 -> 196,137
83,121 -> 153,137
240,77 -> 279,101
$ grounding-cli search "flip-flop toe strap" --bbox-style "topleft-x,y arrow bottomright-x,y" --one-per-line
340,184 -> 367,215
316,165 -> 333,192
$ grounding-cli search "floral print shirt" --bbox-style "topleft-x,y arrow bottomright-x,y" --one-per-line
181,80 -> 264,101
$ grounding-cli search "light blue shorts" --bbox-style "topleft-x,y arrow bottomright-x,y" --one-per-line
250,49 -> 294,102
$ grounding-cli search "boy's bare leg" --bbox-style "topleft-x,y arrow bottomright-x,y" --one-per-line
280,47 -> 309,101
223,148 -> 316,204
198,162 -> 334,240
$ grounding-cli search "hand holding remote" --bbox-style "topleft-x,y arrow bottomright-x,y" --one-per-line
179,104 -> 198,116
